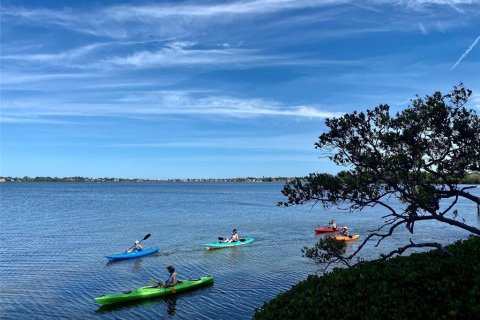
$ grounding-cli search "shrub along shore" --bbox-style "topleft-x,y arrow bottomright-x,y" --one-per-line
253,236 -> 480,320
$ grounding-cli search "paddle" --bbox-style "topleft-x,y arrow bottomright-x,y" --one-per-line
150,278 -> 178,292
217,237 -> 246,242
127,233 -> 151,252
150,278 -> 164,287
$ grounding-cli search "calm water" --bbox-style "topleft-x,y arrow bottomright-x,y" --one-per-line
1,182 -> 478,319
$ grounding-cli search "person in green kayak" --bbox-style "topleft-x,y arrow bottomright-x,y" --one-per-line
154,265 -> 178,288
222,229 -> 239,243
126,240 -> 143,253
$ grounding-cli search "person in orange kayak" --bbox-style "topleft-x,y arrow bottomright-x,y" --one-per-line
126,240 -> 143,253
341,226 -> 349,236
222,229 -> 239,243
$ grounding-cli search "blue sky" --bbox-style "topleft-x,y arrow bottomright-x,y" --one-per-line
1,0 -> 479,179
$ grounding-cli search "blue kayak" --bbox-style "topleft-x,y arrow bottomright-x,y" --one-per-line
105,247 -> 159,261
204,238 -> 255,249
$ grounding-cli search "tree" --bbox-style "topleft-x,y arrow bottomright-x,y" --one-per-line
280,84 -> 480,267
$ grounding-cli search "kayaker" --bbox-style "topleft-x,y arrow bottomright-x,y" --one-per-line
165,265 -> 178,287
341,226 -> 349,236
154,265 -> 178,288
328,220 -> 337,230
126,240 -> 143,253
222,229 -> 239,243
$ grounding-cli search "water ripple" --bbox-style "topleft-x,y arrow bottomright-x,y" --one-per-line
1,182 -> 477,319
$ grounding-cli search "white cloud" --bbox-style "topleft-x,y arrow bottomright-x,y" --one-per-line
451,35 -> 480,70
0,72 -> 96,85
103,0 -> 342,20
106,43 -> 267,69
419,23 -> 428,34
1,43 -> 103,64
1,91 -> 343,121
107,132 -> 321,151
4,0 -> 478,40
471,94 -> 480,110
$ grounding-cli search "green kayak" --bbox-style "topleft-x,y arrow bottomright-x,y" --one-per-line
95,276 -> 214,305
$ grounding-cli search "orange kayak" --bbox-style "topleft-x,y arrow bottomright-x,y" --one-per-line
333,234 -> 360,241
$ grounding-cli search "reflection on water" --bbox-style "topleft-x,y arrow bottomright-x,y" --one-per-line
165,296 -> 177,316
133,259 -> 143,271
105,258 -> 145,270
95,297 -> 161,314
95,291 -> 180,316
204,246 -> 247,267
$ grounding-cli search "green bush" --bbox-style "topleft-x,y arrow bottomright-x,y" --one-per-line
254,236 -> 480,320
463,173 -> 480,184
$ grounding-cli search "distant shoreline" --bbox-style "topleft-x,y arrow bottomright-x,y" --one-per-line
1,173 -> 478,184
0,176 -> 296,183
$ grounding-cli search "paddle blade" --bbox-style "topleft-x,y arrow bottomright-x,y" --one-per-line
218,237 -> 225,240
143,233 -> 151,241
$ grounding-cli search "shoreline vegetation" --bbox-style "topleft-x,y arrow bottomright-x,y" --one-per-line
0,176 -> 295,183
254,236 -> 480,320
1,172 -> 479,184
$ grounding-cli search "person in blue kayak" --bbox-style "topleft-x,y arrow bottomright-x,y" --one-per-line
222,229 -> 239,243
154,265 -> 178,288
126,240 -> 143,253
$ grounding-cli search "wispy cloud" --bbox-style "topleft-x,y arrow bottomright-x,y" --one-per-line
0,72 -> 97,85
3,0 -> 477,40
451,35 -> 480,70
107,132 -> 322,151
105,42 -> 269,69
1,1 -> 343,39
471,94 -> 480,110
0,117 -> 73,124
401,0 -> 478,9
2,43 -> 103,64
419,23 -> 428,34
2,39 -> 356,72
100,0 -> 345,20
1,92 -> 343,122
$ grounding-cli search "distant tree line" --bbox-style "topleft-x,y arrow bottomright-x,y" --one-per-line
0,176 -> 295,183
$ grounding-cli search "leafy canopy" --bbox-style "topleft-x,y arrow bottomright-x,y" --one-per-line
281,84 -> 480,265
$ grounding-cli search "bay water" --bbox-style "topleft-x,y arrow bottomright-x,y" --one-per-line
1,182 -> 478,319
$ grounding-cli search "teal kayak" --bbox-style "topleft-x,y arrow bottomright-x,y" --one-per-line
95,276 -> 214,305
204,237 -> 255,249
105,247 -> 159,261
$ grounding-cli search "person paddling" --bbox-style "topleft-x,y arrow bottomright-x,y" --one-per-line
154,265 -> 178,288
222,229 -> 239,243
126,240 -> 143,253
341,226 -> 349,237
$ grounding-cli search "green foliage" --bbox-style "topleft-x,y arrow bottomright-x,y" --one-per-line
280,85 -> 480,262
463,173 -> 480,184
254,236 -> 480,320
302,236 -> 348,268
